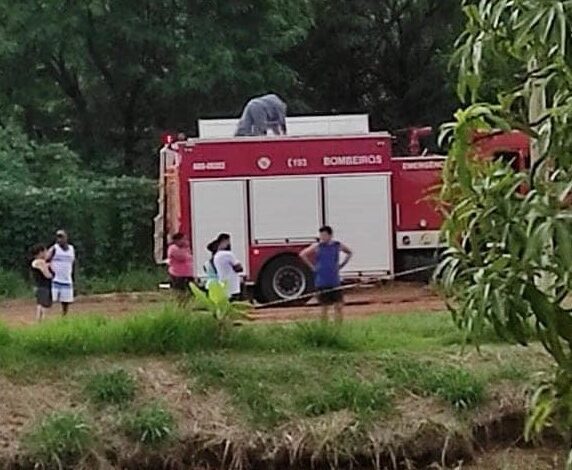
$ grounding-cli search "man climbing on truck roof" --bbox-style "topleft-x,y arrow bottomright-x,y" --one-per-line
235,93 -> 287,137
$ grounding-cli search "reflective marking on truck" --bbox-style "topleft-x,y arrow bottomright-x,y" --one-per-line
401,161 -> 445,171
192,161 -> 226,171
323,154 -> 383,166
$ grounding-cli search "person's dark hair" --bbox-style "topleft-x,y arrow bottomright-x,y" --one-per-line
216,233 -> 231,243
172,232 -> 185,242
207,240 -> 218,254
319,225 -> 333,235
31,244 -> 47,257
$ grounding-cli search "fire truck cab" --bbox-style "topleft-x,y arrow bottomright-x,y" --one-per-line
154,115 -> 529,303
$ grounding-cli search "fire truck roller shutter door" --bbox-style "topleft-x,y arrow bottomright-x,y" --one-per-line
190,180 -> 249,281
324,175 -> 393,276
251,178 -> 321,244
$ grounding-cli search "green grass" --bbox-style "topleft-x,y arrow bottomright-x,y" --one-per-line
123,403 -> 175,445
298,377 -> 391,417
185,350 -> 487,426
0,307 -> 528,378
84,368 -> 136,406
0,306 -> 544,430
0,321 -> 10,347
22,411 -> 92,467
0,309 -> 472,362
385,356 -> 485,409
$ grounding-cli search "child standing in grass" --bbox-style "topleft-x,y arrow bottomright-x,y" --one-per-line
30,244 -> 53,322
203,240 -> 219,290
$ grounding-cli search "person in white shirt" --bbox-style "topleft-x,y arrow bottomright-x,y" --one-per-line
48,229 -> 76,316
213,233 -> 243,300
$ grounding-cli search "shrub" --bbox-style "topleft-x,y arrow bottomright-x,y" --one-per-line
85,369 -> 136,406
123,403 -> 175,445
0,268 -> 29,299
0,122 -> 79,188
0,177 -> 156,277
22,411 -> 92,467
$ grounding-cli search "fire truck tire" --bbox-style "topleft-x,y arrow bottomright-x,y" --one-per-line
257,256 -> 314,305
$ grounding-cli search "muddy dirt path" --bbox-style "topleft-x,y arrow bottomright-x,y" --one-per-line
0,282 -> 445,328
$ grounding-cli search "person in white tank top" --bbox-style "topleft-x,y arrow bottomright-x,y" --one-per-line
48,229 -> 76,315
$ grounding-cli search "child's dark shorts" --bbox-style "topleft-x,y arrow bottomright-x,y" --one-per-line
35,287 -> 53,308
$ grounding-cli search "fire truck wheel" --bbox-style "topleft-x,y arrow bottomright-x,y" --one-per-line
257,256 -> 314,305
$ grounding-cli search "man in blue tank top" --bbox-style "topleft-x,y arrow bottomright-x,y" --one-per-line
300,226 -> 353,323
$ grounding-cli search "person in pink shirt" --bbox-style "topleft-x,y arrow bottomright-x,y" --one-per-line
167,233 -> 193,301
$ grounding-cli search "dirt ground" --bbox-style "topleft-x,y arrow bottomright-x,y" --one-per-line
0,282 -> 445,328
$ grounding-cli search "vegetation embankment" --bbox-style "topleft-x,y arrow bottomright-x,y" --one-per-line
0,307 -> 557,469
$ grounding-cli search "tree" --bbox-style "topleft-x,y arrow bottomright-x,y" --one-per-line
438,0 -> 572,456
0,122 -> 79,187
0,1 -> 313,174
287,0 -> 463,132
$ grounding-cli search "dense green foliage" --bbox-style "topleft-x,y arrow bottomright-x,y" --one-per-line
288,0 -> 462,132
0,176 -> 156,276
0,121 -> 158,286
438,0 -> 572,447
0,1 -> 463,175
0,122 -> 80,186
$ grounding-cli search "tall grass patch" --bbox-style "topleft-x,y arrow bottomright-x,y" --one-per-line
22,411 -> 92,467
85,368 -> 136,406
123,403 -> 175,445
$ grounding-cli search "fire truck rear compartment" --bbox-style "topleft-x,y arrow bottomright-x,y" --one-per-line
190,174 -> 394,304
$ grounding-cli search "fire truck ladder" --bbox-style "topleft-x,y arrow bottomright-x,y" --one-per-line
154,147 -> 182,264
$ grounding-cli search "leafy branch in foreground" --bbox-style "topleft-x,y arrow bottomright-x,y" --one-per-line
190,281 -> 249,337
439,0 -> 572,455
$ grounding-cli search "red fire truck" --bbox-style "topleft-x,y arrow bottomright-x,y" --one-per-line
154,116 -> 529,303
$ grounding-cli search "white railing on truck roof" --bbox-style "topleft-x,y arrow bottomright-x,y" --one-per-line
198,114 -> 370,139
